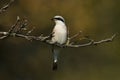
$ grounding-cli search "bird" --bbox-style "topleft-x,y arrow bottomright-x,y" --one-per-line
51,15 -> 67,70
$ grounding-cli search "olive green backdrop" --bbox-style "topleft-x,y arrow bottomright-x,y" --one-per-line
0,0 -> 120,80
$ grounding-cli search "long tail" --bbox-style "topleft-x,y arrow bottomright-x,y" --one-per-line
52,46 -> 59,70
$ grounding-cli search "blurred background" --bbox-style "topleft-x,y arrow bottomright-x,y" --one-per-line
0,0 -> 120,80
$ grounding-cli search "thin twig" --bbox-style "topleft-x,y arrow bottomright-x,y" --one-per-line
93,34 -> 116,45
70,31 -> 82,40
8,16 -> 20,33
64,33 -> 117,48
26,27 -> 35,35
0,0 -> 14,14
12,17 -> 28,33
0,16 -> 20,39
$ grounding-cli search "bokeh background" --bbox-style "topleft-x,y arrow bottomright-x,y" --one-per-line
0,0 -> 120,80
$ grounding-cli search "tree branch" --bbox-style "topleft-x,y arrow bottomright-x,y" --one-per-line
0,0 -> 14,14
64,33 -> 117,48
0,16 -> 117,47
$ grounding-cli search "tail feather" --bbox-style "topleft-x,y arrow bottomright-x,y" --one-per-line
52,51 -> 58,71
52,61 -> 58,70
52,46 -> 59,71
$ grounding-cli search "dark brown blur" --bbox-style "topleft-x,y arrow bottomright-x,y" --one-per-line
0,0 -> 120,80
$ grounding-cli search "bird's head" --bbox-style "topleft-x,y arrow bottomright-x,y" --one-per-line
51,15 -> 65,24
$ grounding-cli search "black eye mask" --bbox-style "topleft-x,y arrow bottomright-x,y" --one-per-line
54,18 -> 65,23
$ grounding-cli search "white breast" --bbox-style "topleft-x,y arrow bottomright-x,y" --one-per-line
52,23 -> 67,44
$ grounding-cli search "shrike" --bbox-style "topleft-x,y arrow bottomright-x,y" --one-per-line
51,15 -> 67,70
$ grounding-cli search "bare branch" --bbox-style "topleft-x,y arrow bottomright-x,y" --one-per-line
19,17 -> 28,31
93,34 -> 116,45
64,33 -> 117,48
0,30 -> 117,48
70,31 -> 82,40
0,16 -> 117,48
8,16 -> 20,33
0,0 -> 14,14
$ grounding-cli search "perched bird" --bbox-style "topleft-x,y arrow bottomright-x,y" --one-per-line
51,15 -> 67,70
